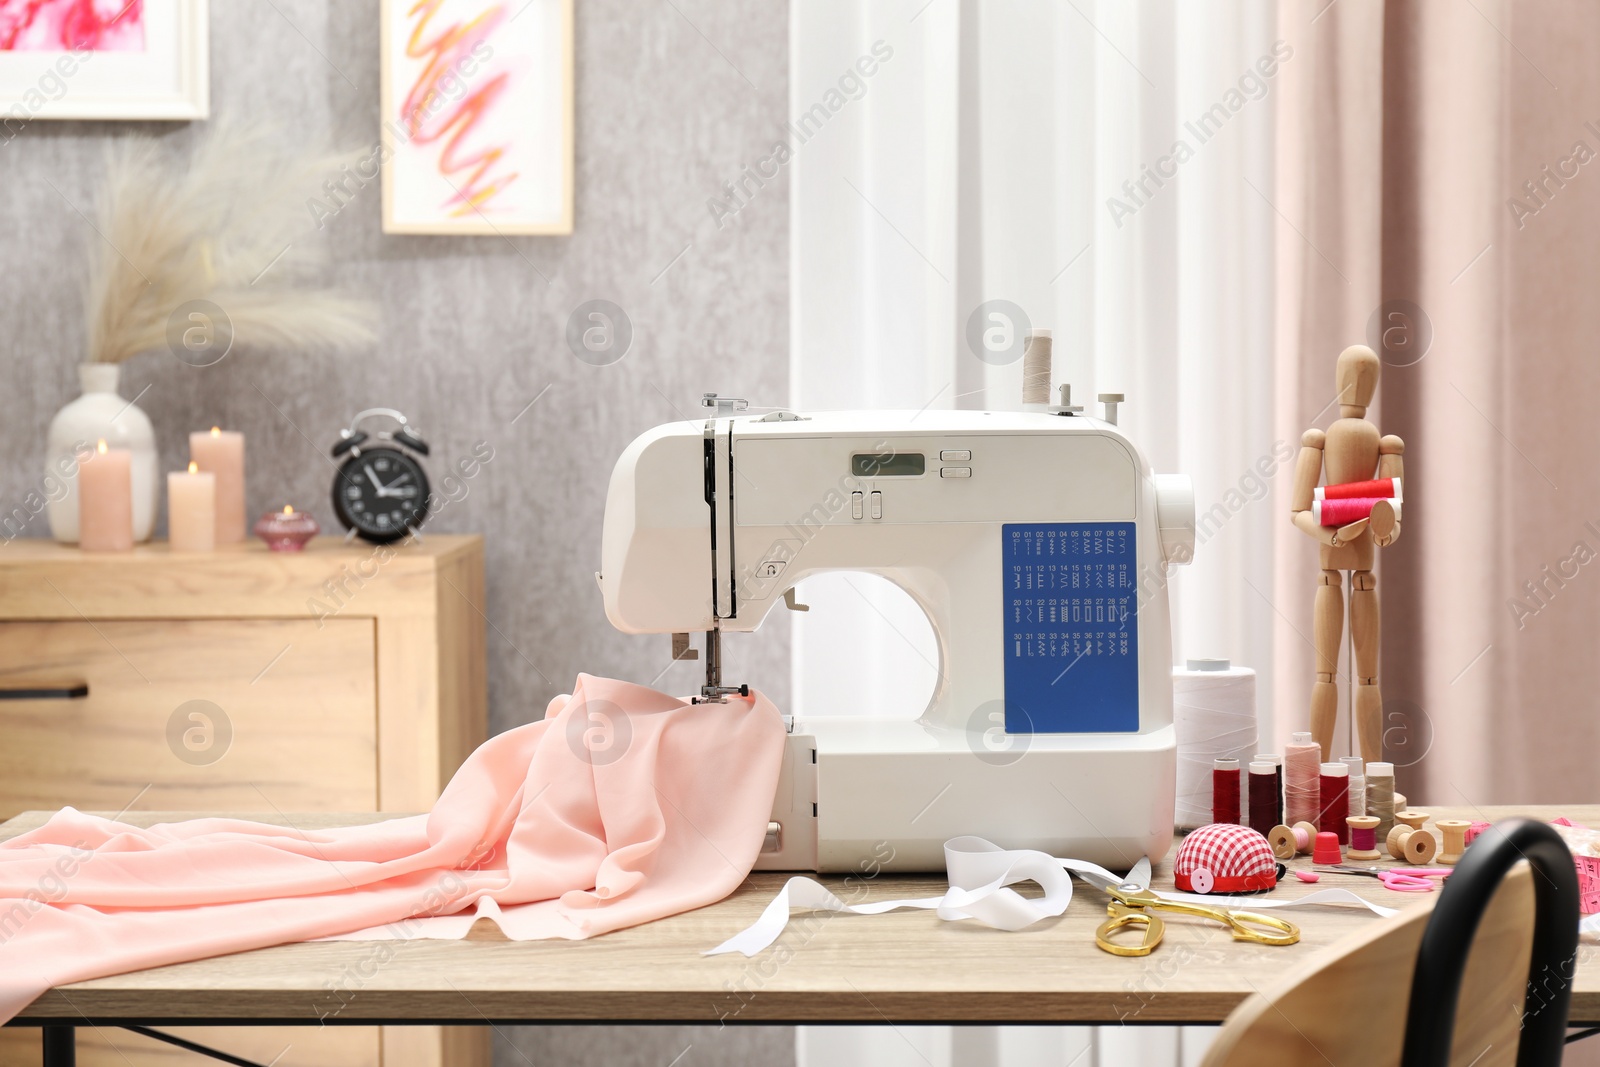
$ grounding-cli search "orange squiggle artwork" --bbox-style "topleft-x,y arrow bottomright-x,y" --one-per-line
403,0 -> 519,217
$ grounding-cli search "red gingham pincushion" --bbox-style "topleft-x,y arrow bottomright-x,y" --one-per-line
1174,823 -> 1279,894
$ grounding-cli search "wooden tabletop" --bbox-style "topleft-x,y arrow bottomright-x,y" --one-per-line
5,805 -> 1597,1026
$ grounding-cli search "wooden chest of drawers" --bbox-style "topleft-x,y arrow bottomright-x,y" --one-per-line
0,536 -> 489,1067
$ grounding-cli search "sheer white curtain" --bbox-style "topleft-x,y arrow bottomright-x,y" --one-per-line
789,1 -> 1280,1063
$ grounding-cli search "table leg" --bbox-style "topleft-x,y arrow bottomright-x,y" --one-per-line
41,1026 -> 74,1067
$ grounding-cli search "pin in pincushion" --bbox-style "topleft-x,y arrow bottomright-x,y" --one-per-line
1174,823 -> 1282,894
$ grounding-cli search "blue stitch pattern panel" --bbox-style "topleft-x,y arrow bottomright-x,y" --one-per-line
1002,522 -> 1140,733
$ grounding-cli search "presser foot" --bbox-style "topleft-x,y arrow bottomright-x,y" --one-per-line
695,683 -> 750,704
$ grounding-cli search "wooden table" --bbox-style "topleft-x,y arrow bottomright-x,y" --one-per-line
4,806 -> 1597,1044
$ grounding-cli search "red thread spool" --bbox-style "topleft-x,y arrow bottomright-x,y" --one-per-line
1350,824 -> 1377,851
1248,762 -> 1278,838
1212,757 -> 1241,825
1312,831 -> 1343,864
1254,752 -> 1285,828
1315,477 -> 1400,502
1318,762 -> 1350,844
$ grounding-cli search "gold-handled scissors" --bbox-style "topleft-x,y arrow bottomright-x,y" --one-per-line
1075,859 -> 1300,957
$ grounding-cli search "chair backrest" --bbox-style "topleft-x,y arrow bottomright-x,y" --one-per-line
1201,835 -> 1552,1066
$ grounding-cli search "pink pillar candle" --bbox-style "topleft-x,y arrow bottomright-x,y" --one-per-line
78,440 -> 133,552
167,462 -> 216,552
189,427 -> 246,543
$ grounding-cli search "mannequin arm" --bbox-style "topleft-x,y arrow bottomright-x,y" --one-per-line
1290,428 -> 1338,546
1375,434 -> 1404,546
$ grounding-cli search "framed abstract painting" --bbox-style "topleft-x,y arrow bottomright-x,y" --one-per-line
380,0 -> 574,235
0,0 -> 208,121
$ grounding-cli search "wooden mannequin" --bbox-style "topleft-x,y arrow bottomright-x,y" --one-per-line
1290,345 -> 1404,764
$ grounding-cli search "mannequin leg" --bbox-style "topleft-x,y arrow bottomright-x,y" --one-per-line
1351,569 -> 1382,764
1311,569 -> 1343,761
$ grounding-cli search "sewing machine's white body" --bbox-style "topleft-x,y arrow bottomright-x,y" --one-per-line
599,409 -> 1194,871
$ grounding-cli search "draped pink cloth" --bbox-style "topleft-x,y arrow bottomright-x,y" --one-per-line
0,675 -> 786,1023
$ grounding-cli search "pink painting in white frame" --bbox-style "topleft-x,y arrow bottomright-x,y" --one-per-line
0,0 -> 146,52
0,0 -> 205,121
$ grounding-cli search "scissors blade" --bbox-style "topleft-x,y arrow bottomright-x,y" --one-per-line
1074,867 -> 1120,894
1128,856 -> 1152,890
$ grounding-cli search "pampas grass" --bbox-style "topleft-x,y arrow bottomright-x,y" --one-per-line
85,123 -> 377,364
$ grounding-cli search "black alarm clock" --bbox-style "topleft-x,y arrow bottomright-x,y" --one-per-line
330,408 -> 432,544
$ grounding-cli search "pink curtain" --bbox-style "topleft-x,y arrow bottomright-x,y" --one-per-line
1273,0 -> 1600,811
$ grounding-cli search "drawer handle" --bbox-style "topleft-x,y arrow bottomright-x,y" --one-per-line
0,682 -> 89,701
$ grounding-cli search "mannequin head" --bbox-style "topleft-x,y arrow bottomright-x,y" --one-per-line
1336,345 -> 1380,416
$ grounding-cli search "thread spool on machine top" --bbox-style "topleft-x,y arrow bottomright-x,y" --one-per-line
1020,330 -> 1126,425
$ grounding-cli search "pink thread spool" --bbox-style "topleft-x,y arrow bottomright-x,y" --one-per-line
1313,496 -> 1403,527
1347,815 -> 1382,860
1268,821 -> 1318,860
1285,732 -> 1321,827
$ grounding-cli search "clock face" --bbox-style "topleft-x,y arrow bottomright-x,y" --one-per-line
332,446 -> 430,543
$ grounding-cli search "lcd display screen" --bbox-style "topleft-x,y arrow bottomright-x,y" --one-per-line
851,453 -> 926,477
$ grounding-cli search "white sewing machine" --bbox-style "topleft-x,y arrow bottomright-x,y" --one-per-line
598,396 -> 1194,871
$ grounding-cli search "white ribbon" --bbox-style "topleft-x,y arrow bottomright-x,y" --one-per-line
707,836 -> 1398,957
707,837 -> 1073,956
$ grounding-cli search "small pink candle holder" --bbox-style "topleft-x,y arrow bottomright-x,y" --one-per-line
254,506 -> 319,551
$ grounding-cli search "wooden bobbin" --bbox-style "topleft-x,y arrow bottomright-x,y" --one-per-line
1393,791 -> 1408,812
1268,821 -> 1321,859
1345,815 -> 1382,860
1386,810 -> 1437,865
1436,819 -> 1472,865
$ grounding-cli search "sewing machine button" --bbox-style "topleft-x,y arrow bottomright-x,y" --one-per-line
940,449 -> 971,461
851,491 -> 864,519
758,560 -> 786,579
940,467 -> 972,478
869,491 -> 883,519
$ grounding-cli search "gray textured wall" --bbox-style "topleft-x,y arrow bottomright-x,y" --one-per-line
0,1 -> 794,1064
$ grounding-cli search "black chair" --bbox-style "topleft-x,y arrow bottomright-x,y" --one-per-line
1403,818 -> 1579,1067
1204,817 -> 1581,1066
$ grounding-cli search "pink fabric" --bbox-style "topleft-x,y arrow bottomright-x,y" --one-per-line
0,674 -> 785,1023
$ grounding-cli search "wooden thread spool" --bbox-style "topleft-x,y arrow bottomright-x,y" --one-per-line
1437,819 -> 1472,865
1346,815 -> 1381,860
1386,810 -> 1437,865
1268,821 -> 1319,860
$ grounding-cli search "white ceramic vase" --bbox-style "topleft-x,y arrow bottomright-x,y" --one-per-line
46,363 -> 158,543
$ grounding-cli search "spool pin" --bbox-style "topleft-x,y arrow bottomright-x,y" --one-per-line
1437,820 -> 1472,865
1386,810 -> 1437,865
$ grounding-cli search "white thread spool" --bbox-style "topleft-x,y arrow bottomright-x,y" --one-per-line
1172,659 -> 1258,830
1340,755 -> 1365,830
1367,760 -> 1396,837
1021,330 -> 1053,406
